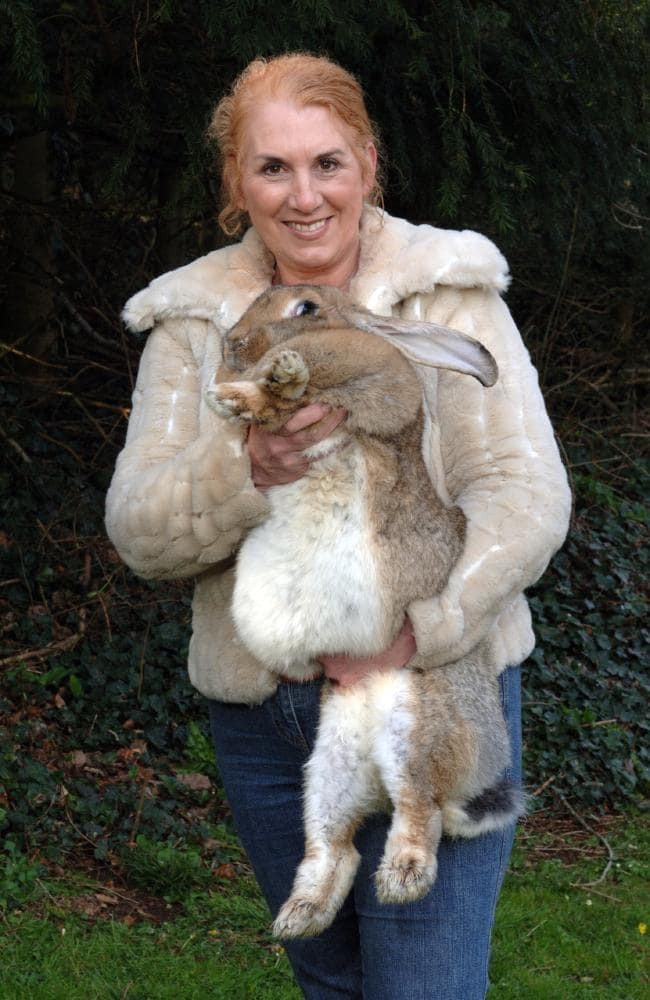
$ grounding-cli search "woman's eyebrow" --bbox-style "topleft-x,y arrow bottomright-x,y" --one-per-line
252,148 -> 348,162
314,148 -> 347,158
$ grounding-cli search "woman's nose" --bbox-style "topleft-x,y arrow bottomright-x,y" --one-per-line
288,171 -> 322,213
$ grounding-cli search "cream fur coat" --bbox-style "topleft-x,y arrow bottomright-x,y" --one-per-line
105,208 -> 571,703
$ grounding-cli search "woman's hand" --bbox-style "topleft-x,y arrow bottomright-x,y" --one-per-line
319,617 -> 417,688
248,403 -> 347,488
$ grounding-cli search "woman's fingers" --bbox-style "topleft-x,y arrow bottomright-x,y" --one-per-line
282,404 -> 347,444
281,402 -> 334,434
248,405 -> 347,488
248,426 -> 309,486
320,617 -> 417,687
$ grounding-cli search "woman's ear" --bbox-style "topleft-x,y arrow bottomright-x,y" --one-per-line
362,142 -> 378,197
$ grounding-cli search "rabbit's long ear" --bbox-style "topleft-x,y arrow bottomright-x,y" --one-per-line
353,314 -> 498,387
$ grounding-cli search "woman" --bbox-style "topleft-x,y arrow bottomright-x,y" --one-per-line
106,54 -> 571,999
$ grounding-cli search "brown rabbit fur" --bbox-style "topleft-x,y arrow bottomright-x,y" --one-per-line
205,284 -> 523,939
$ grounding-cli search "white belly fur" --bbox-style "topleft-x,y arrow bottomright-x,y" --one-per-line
232,445 -> 386,672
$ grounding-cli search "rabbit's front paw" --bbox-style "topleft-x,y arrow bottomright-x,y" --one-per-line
374,847 -> 437,904
261,350 -> 310,400
205,382 -> 260,423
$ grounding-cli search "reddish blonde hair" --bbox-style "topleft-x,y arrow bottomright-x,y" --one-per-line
208,53 -> 383,236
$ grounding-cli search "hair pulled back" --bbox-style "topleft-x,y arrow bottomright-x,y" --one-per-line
208,53 -> 382,236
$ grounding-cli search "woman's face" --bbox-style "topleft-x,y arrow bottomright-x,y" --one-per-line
235,100 -> 377,288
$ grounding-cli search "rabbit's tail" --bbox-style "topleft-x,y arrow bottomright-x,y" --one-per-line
442,777 -> 525,838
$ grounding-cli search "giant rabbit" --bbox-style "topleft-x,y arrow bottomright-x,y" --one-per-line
205,285 -> 523,939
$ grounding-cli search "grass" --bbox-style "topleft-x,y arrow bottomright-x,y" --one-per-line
488,813 -> 649,998
0,814 -> 647,999
0,879 -> 300,1000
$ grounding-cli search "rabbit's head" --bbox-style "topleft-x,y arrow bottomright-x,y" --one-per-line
222,286 -> 351,371
223,284 -> 498,387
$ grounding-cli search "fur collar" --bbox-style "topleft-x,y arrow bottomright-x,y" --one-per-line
122,208 -> 510,332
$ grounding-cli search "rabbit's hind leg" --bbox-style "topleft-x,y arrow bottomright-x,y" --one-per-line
369,674 -> 442,904
273,688 -> 372,939
374,789 -> 442,905
272,825 -> 362,940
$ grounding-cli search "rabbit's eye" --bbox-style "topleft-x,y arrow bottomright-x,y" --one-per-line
294,300 -> 319,317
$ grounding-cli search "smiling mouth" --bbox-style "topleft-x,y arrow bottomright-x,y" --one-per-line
285,219 -> 329,233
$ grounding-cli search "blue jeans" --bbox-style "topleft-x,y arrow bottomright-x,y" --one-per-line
208,665 -> 522,1000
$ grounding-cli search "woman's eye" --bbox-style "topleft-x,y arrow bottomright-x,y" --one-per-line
262,162 -> 284,176
319,158 -> 339,172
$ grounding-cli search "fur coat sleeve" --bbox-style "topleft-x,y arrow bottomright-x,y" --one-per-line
405,283 -> 572,666
104,314 -> 268,579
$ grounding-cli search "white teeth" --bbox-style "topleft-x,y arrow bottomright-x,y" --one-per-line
287,220 -> 326,233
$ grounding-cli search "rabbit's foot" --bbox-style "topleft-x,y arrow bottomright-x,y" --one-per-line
261,350 -> 309,400
205,381 -> 261,423
273,895 -> 336,940
374,847 -> 437,904
273,844 -> 359,939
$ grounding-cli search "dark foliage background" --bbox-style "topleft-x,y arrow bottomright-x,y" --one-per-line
0,0 -> 648,882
